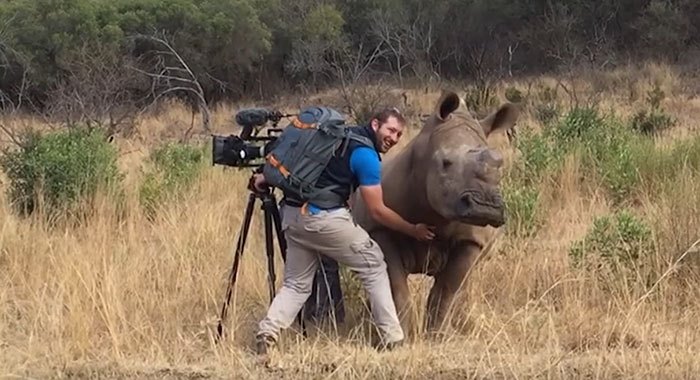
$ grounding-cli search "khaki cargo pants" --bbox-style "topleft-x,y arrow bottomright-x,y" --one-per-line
256,205 -> 404,345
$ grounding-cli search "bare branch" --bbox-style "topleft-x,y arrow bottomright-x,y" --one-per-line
204,72 -> 229,94
129,33 -> 212,136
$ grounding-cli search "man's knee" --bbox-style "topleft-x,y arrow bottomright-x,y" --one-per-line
282,276 -> 314,296
368,255 -> 388,273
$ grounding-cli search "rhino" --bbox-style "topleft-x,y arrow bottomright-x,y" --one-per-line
350,91 -> 520,336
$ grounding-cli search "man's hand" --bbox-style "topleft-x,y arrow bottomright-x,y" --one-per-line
251,173 -> 268,192
413,223 -> 436,241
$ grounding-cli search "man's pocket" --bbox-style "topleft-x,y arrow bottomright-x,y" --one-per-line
350,237 -> 385,269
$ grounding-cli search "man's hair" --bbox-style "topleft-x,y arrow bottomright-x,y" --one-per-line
371,107 -> 406,126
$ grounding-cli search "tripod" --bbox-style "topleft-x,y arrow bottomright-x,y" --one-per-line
215,179 -> 306,342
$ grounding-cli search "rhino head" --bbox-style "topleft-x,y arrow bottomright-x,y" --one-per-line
414,91 -> 519,228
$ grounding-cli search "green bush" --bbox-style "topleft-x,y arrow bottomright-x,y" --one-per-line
630,109 -> 676,136
550,106 -> 643,204
630,84 -> 677,136
464,83 -> 498,117
0,127 -> 121,217
504,86 -> 523,103
511,126 -> 561,184
569,209 -> 654,273
552,105 -> 606,144
139,142 -> 205,217
503,183 -> 541,237
596,138 -> 641,204
645,83 -> 665,110
585,120 -> 646,204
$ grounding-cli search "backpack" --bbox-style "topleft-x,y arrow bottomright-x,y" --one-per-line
262,106 -> 374,208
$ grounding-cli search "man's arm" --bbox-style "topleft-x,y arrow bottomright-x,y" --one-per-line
351,147 -> 435,241
359,184 -> 423,237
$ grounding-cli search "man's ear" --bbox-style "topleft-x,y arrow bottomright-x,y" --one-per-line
370,117 -> 379,131
479,103 -> 520,137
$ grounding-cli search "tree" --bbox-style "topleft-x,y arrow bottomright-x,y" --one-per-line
42,44 -> 148,137
633,0 -> 692,62
284,3 -> 347,88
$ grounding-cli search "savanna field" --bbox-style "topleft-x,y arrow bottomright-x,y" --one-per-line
2,63 -> 700,379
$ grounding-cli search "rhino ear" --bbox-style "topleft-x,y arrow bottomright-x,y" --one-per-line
479,103 -> 520,137
434,91 -> 461,121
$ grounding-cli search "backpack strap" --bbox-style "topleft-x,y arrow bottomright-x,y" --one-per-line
304,127 -> 376,209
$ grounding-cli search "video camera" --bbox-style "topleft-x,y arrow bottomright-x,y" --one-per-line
211,108 -> 294,168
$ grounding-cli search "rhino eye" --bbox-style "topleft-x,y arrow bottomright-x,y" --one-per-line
442,159 -> 453,170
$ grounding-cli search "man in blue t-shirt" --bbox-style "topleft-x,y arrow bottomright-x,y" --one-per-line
300,137 -> 385,324
251,108 -> 435,360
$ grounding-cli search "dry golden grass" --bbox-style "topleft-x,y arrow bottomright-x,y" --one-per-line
2,63 -> 700,379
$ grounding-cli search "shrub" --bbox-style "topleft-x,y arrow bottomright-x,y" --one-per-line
552,105 -> 606,145
630,83 -> 677,136
587,121 -> 646,204
139,142 -> 206,217
0,126 -> 121,218
504,86 -> 524,103
630,109 -> 676,136
503,183 -> 541,237
597,140 -> 640,204
501,124 -> 558,238
506,104 -> 685,216
646,83 -> 665,110
569,209 -> 654,274
464,82 -> 498,118
551,106 -> 643,204
511,126 -> 561,184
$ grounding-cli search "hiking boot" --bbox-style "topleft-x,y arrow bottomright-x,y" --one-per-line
255,334 -> 276,365
374,338 -> 404,352
255,334 -> 276,354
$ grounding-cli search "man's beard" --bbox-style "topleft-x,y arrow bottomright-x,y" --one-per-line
379,138 -> 394,153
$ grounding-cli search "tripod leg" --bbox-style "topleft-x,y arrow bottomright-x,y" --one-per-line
263,201 -> 277,303
215,192 -> 256,342
270,198 -> 287,262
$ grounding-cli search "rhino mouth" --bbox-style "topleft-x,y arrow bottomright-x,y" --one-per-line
457,190 -> 505,227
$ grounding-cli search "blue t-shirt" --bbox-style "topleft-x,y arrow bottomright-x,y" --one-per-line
307,146 -> 380,214
349,146 -> 381,186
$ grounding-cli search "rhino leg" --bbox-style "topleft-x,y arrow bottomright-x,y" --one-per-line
370,230 -> 416,339
425,241 -> 481,334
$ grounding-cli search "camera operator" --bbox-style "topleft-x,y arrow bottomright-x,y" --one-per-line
251,107 -> 435,361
